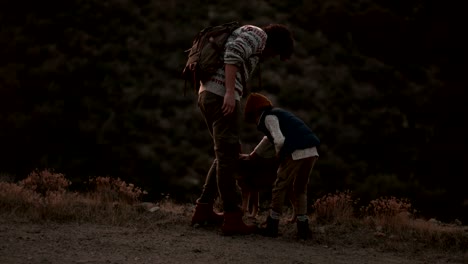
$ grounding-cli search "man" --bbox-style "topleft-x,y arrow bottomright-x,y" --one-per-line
191,23 -> 294,236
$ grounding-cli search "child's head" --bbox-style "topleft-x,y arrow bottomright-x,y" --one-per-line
244,93 -> 273,123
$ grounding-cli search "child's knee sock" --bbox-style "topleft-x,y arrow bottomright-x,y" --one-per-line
269,209 -> 280,220
296,214 -> 308,222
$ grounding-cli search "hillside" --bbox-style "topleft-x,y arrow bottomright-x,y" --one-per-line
1,172 -> 467,264
1,0 -> 467,222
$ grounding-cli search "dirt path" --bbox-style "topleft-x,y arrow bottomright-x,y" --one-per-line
0,218 -> 463,264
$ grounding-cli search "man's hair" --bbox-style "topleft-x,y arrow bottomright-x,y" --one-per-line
262,24 -> 294,60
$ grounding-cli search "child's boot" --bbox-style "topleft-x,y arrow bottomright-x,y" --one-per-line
258,215 -> 279,237
296,216 -> 312,240
191,199 -> 224,226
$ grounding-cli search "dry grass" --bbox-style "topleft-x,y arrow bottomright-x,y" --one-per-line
0,170 -> 146,224
313,190 -> 356,224
309,191 -> 468,258
1,170 -> 467,260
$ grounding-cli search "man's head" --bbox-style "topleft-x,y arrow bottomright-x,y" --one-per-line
244,93 -> 273,123
261,24 -> 294,61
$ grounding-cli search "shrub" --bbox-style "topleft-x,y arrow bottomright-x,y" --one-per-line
313,190 -> 356,224
0,181 -> 42,212
362,196 -> 413,229
88,176 -> 146,204
19,169 -> 70,197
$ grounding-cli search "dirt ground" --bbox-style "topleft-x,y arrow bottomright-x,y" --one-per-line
1,213 -> 465,264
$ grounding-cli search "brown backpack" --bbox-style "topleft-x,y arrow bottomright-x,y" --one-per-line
182,21 -> 240,95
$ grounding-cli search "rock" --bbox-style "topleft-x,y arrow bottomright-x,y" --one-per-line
318,227 -> 326,234
139,202 -> 160,212
453,219 -> 462,226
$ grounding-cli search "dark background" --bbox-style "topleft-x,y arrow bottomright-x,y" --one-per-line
1,0 -> 467,223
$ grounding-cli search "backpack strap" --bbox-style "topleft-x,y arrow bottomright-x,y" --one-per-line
183,71 -> 199,96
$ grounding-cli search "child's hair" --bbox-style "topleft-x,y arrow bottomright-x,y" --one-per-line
244,93 -> 273,123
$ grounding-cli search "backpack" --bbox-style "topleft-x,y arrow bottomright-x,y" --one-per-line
182,21 -> 240,95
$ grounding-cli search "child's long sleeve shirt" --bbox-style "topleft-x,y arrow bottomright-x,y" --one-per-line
253,113 -> 318,160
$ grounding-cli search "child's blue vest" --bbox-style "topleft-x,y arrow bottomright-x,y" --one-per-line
257,108 -> 320,159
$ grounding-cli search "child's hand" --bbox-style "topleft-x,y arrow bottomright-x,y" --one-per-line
249,152 -> 259,160
275,152 -> 280,160
239,153 -> 250,160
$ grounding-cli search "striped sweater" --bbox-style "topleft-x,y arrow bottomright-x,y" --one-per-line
199,25 -> 267,100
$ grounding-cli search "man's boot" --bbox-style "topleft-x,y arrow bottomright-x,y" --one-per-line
221,210 -> 257,236
258,215 -> 279,237
191,199 -> 224,226
297,218 -> 312,240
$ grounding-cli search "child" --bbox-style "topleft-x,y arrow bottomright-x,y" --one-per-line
243,93 -> 320,240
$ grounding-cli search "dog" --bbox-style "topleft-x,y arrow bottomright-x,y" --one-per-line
237,154 -> 283,218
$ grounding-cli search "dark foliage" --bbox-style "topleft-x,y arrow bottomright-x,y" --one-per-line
1,0 -> 466,222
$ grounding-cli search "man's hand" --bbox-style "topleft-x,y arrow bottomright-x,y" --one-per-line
222,92 -> 236,116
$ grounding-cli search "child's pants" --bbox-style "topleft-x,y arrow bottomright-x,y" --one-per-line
270,156 -> 318,215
